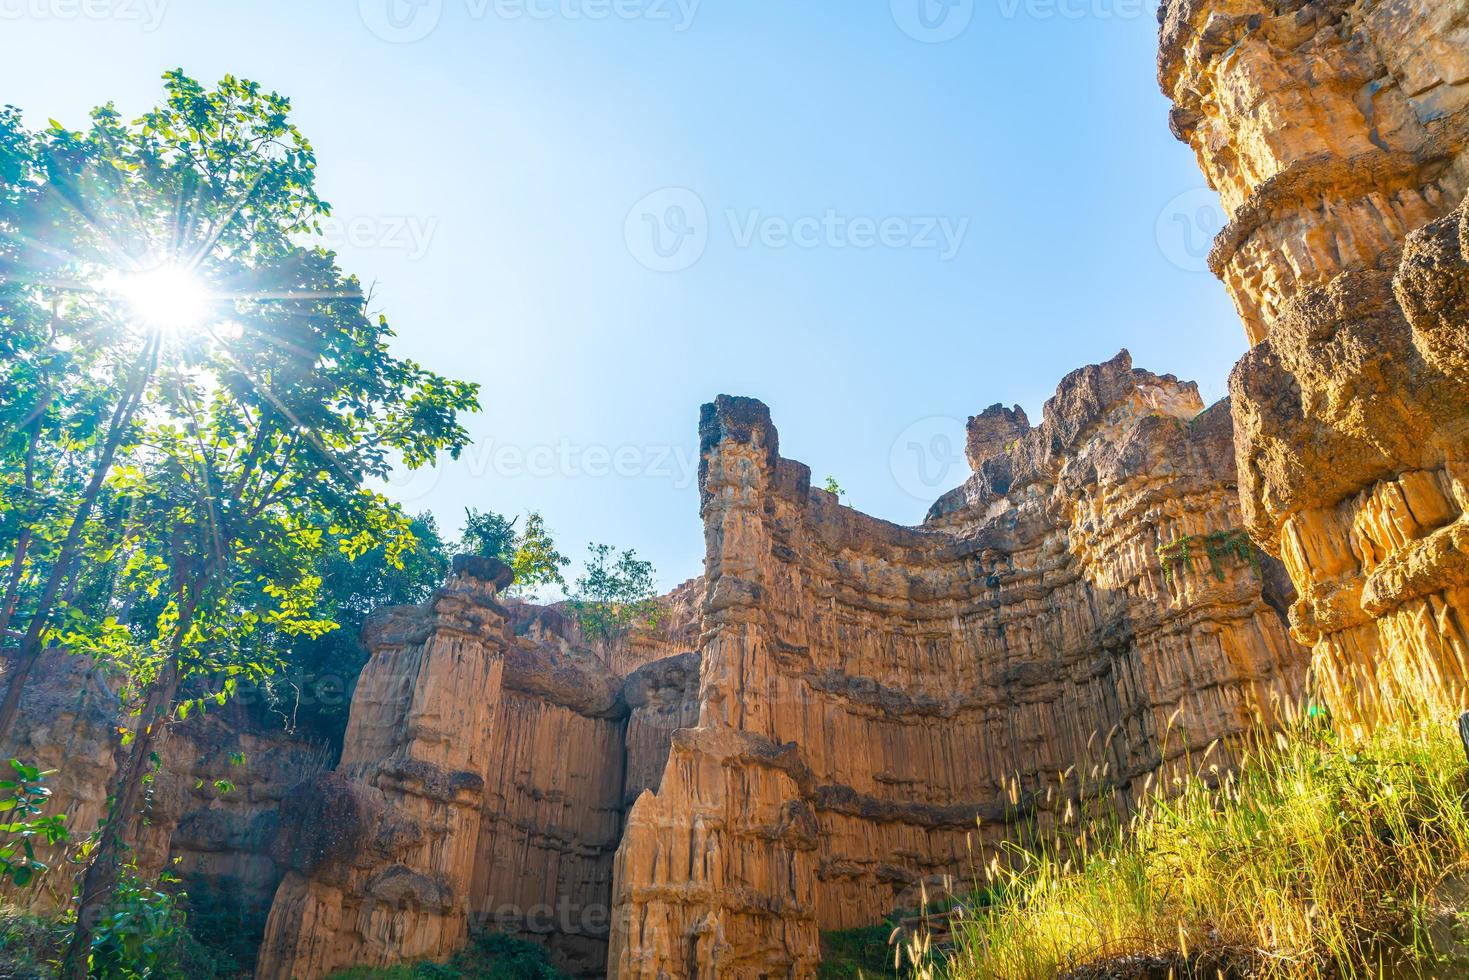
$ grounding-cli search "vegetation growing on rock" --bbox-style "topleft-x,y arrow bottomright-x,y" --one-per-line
323,932 -> 570,980
933,712 -> 1469,979
1156,528 -> 1261,585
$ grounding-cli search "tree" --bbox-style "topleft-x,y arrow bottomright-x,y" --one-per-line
569,544 -> 662,656
823,475 -> 845,501
456,509 -> 570,600
0,74 -> 481,978
508,512 -> 570,599
266,512 -> 450,752
458,508 -> 518,563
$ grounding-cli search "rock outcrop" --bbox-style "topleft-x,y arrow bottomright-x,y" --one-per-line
256,558 -> 705,978
606,353 -> 1307,978
0,650 -> 331,972
1159,0 -> 1469,726
252,352 -> 1304,979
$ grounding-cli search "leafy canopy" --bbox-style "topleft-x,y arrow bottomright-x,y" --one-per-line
569,543 -> 661,644
457,509 -> 570,600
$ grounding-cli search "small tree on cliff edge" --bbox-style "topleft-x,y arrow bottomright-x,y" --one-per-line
458,508 -> 570,600
459,507 -> 519,563
570,543 -> 661,660
0,73 -> 479,978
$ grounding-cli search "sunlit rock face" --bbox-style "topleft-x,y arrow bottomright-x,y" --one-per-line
607,353 -> 1307,979
254,559 -> 705,979
1159,0 -> 1469,726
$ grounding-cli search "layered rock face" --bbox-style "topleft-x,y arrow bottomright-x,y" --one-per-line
0,650 -> 330,971
1160,0 -> 1469,725
256,558 -> 704,979
607,353 -> 1307,978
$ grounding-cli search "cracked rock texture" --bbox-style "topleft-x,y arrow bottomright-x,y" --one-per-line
1159,0 -> 1469,725
607,353 -> 1306,978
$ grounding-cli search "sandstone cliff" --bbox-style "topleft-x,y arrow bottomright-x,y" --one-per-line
246,352 -> 1307,978
256,558 -> 705,978
0,650 -> 331,972
606,353 -> 1307,978
1159,0 -> 1469,726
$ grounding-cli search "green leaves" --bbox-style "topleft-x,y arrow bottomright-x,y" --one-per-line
457,510 -> 571,601
459,508 -> 519,564
1,72 -> 480,968
570,543 -> 663,645
0,758 -> 67,889
85,864 -> 190,980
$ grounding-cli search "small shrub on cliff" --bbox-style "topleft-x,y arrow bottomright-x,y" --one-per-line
934,713 -> 1469,979
459,510 -> 520,564
457,510 -> 571,600
569,543 -> 661,651
326,931 -> 569,980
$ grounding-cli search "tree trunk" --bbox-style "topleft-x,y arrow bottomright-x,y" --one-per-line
0,405 -> 46,644
58,582 -> 192,980
0,338 -> 158,741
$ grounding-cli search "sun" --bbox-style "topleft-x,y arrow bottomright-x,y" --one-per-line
103,263 -> 212,334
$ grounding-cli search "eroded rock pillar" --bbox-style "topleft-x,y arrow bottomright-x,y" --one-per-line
1159,0 -> 1469,725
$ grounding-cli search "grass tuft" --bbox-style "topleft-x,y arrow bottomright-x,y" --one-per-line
929,713 -> 1469,979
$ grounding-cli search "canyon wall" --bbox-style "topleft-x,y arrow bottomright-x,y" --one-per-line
607,352 -> 1307,978
255,558 -> 704,979
1159,0 -> 1469,726
0,650 -> 331,972
251,352 -> 1307,979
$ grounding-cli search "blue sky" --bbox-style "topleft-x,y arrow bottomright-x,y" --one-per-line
2,0 -> 1237,594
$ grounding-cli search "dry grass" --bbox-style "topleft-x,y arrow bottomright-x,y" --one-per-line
921,713 -> 1469,979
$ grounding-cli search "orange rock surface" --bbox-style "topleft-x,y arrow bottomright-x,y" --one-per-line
1159,0 -> 1469,726
607,354 -> 1306,978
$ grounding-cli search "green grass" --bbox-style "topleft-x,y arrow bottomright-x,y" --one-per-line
819,923 -> 902,979
326,932 -> 569,980
928,714 -> 1469,979
0,909 -> 64,979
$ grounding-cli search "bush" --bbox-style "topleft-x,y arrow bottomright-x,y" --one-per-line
819,923 -> 900,978
83,868 -> 237,979
327,932 -> 570,980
